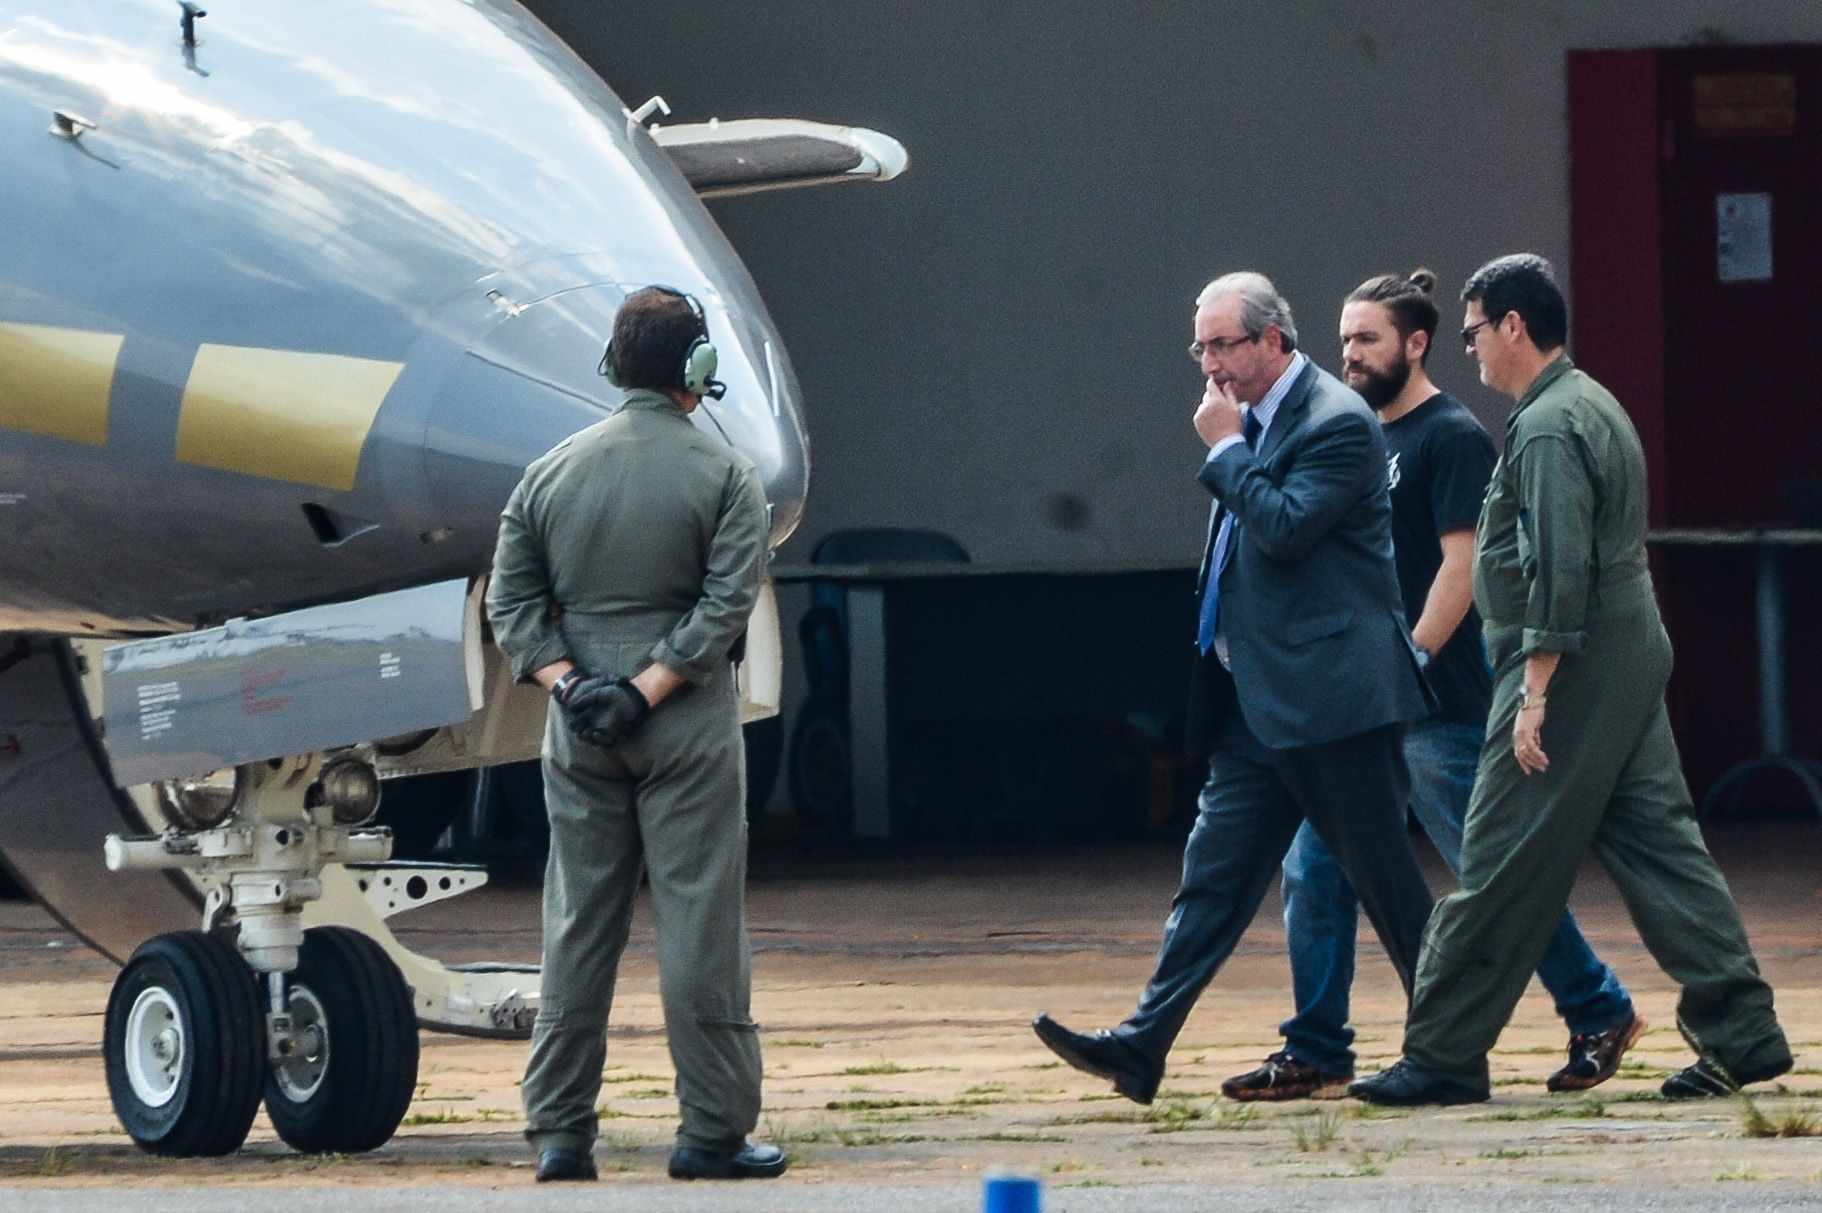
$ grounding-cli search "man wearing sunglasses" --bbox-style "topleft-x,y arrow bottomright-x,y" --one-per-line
1353,254 -> 1791,1106
1032,272 -> 1436,1104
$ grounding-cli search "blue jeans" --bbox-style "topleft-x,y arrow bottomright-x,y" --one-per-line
1278,717 -> 1633,1074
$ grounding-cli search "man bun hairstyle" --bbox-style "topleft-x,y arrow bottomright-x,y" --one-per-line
610,287 -> 705,392
1460,254 -> 1568,352
1347,267 -> 1441,364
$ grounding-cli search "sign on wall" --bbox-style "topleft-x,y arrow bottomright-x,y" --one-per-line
1717,192 -> 1773,282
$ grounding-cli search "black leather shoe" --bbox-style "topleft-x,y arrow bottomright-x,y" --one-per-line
1661,1053 -> 1792,1099
668,1140 -> 788,1180
535,1148 -> 598,1182
1031,1013 -> 1161,1105
1348,1058 -> 1489,1107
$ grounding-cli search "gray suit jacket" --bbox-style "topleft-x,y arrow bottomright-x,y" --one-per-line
1187,360 -> 1433,752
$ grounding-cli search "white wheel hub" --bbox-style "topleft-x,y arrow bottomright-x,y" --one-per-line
272,985 -> 330,1103
123,986 -> 185,1108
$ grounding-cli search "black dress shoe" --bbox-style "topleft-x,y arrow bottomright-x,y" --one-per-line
1031,1013 -> 1161,1105
1347,1058 -> 1489,1107
1661,1053 -> 1792,1099
535,1147 -> 598,1182
668,1140 -> 788,1180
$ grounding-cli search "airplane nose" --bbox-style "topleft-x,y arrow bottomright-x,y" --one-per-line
421,274 -> 806,556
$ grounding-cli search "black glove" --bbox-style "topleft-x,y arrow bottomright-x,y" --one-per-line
557,674 -> 649,749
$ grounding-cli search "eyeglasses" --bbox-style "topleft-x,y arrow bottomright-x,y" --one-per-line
1188,333 -> 1259,360
1460,317 -> 1499,349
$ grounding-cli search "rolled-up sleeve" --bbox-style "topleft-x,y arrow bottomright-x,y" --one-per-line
1515,433 -> 1594,655
648,461 -> 768,683
486,476 -> 570,682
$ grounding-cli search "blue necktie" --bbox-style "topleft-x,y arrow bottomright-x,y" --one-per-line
1196,410 -> 1263,654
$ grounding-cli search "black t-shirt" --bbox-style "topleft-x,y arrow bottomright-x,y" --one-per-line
1382,392 -> 1498,724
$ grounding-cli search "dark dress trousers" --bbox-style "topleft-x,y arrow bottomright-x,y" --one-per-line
1115,361 -> 1437,1071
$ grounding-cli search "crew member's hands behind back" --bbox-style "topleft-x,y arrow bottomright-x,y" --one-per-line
559,674 -> 651,749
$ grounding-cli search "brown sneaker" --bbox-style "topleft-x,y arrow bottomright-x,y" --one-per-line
1546,1013 -> 1647,1092
1221,1050 -> 1353,1102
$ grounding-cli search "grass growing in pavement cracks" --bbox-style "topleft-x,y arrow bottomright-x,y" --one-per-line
1045,1099 -> 1209,1131
764,1115 -> 829,1146
36,1147 -> 75,1178
1616,1060 -> 1673,1080
1716,1162 -> 1765,1181
400,1106 -> 510,1126
1291,1109 -> 1343,1153
838,1060 -> 957,1076
1739,1093 -> 1822,1138
1468,1097 -> 1606,1122
1312,1141 -> 1408,1179
1347,1101 -> 1412,1121
1206,1102 -> 1259,1131
825,1097 -> 936,1112
833,1130 -> 931,1147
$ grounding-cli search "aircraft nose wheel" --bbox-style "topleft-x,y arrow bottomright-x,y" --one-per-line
123,989 -> 184,1107
104,931 -> 266,1156
262,927 -> 420,1154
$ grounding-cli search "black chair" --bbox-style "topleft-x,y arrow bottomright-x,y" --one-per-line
788,528 -> 969,836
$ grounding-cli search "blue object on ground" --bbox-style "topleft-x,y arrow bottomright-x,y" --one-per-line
983,1173 -> 1041,1213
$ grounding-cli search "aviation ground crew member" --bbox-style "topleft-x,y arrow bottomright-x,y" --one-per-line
1227,268 -> 1640,1104
1352,254 -> 1791,1106
487,285 -> 786,1181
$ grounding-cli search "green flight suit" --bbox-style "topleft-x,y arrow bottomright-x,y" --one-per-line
1401,356 -> 1789,1087
486,389 -> 770,1155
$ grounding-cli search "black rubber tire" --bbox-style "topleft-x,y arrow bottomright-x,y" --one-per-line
104,930 -> 266,1157
262,926 -> 420,1154
787,695 -> 853,838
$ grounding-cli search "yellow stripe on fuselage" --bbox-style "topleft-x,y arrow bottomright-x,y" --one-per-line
0,323 -> 123,446
176,346 -> 404,491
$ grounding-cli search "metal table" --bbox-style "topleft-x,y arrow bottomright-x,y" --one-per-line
1647,529 -> 1822,818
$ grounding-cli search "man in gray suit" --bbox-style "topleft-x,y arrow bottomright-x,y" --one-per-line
1033,272 -> 1436,1102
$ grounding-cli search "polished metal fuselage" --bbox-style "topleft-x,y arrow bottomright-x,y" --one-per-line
0,0 -> 808,635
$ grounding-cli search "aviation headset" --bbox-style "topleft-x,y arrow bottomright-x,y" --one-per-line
598,285 -> 727,400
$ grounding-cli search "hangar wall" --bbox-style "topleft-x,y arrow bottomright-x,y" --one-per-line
519,2 -> 1822,819
524,0 -> 1822,568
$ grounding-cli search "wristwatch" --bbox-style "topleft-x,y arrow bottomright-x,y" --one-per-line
550,668 -> 585,705
1518,686 -> 1546,711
